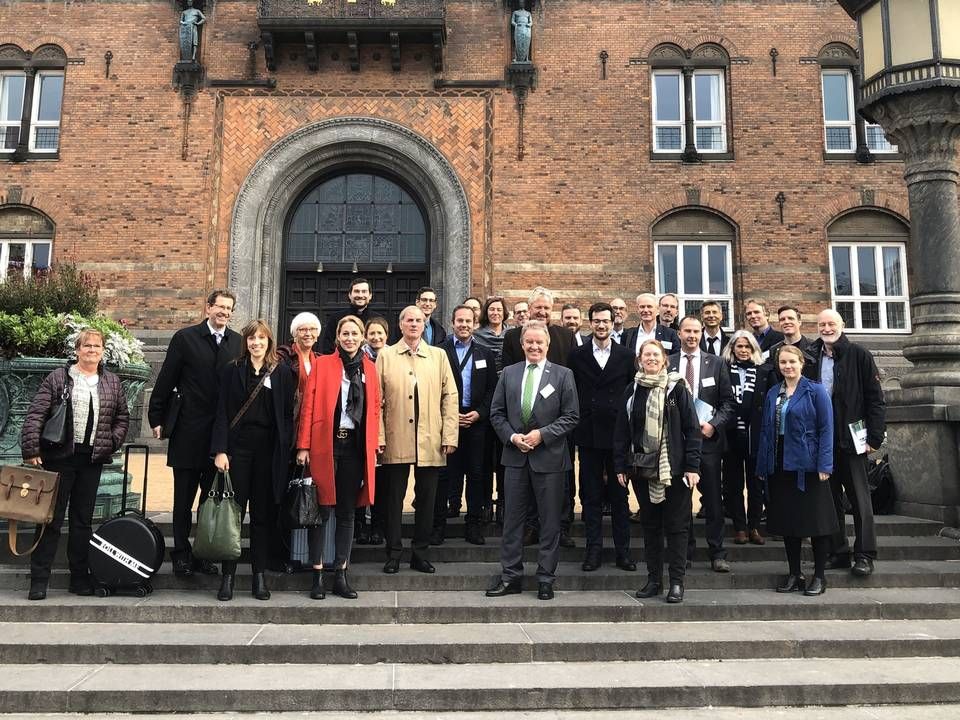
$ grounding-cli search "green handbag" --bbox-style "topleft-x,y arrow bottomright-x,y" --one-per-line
193,471 -> 242,561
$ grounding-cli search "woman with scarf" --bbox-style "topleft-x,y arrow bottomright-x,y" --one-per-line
297,315 -> 380,600
756,344 -> 836,596
614,339 -> 702,604
720,331 -> 774,546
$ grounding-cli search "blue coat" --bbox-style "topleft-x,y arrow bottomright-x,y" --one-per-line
756,376 -> 833,484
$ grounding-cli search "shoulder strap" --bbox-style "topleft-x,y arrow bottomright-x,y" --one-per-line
229,367 -> 271,430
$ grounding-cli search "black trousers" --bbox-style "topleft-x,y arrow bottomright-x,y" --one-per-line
31,450 -> 102,583
436,421 -> 487,530
308,434 -> 362,569
222,429 -> 275,575
830,449 -> 877,560
784,535 -> 830,579
382,463 -> 438,561
722,442 -> 764,533
687,451 -> 726,561
579,446 -> 631,558
633,475 -> 692,586
171,464 -> 217,562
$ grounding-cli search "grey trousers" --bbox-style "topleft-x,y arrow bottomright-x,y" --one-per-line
500,464 -> 565,585
830,449 -> 877,560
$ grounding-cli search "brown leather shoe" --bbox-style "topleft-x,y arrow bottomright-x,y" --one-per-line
749,529 -> 766,545
733,531 -> 748,545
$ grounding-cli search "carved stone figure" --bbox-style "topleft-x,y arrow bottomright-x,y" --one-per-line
511,7 -> 532,64
179,0 -> 206,63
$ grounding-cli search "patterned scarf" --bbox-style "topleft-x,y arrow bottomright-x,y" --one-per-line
629,368 -> 687,504
729,360 -> 758,436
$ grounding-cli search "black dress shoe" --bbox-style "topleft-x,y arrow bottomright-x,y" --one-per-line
192,558 -> 220,576
522,528 -> 539,546
464,523 -> 485,546
635,579 -> 662,598
27,580 -> 47,601
559,532 -> 576,548
852,557 -> 875,577
826,554 -> 851,570
217,574 -> 234,601
173,558 -> 194,578
446,504 -> 461,519
581,555 -> 601,572
776,574 -> 806,593
369,531 -> 384,545
804,576 -> 827,596
666,583 -> 684,603
486,578 -> 522,597
383,558 -> 400,574
537,582 -> 555,600
309,570 -> 326,600
409,555 -> 436,574
251,572 -> 271,601
333,569 -> 358,599
429,528 -> 445,546
68,575 -> 94,596
616,556 -> 638,572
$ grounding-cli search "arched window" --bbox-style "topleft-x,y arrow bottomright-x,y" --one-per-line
827,209 -> 909,332
0,44 -> 67,159
653,209 -> 735,325
0,205 -> 54,280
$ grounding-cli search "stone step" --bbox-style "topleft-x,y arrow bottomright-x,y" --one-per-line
2,657 -> 959,712
3,618 -> 959,665
1,588 -> 958,625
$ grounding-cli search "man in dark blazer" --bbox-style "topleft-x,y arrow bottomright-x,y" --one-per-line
487,321 -> 579,600
433,305 -> 498,545
622,293 -> 681,358
568,302 -> 636,572
767,305 -> 819,381
149,290 -> 241,577
669,315 -> 737,572
699,300 -> 730,356
745,298 -> 785,354
319,277 -> 374,354
501,287 -> 575,368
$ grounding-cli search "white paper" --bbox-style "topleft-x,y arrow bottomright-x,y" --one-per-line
848,419 -> 868,455
474,359 -> 487,369
361,372 -> 366,383
702,376 -> 716,387
661,340 -> 673,349
694,398 -> 716,425
761,350 -> 770,362
540,384 -> 555,399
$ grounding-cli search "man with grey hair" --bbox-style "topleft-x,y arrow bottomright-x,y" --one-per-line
658,293 -> 681,331
487,320 -> 579,600
502,287 -> 575,368
809,308 -> 886,576
623,293 -> 681,358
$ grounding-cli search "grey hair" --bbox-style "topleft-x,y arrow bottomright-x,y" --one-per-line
721,330 -> 764,366
528,286 -> 555,306
289,311 -> 321,338
520,320 -> 551,343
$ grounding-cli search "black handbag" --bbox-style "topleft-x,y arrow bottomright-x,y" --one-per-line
40,386 -> 71,449
629,450 -> 660,482
161,389 -> 182,439
284,464 -> 326,529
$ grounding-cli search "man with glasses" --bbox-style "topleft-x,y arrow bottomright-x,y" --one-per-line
149,290 -> 241,578
320,277 -> 374,354
658,293 -> 681,331
415,286 -> 447,347
610,298 -> 628,344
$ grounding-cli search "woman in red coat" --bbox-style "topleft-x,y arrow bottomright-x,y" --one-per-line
296,315 -> 381,600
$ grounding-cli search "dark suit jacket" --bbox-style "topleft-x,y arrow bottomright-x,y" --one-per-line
571,332 -> 592,348
441,336 -> 497,421
621,324 -> 681,358
567,340 -> 635,450
501,324 -> 574,368
320,304 -> 373,355
148,321 -> 242,468
766,335 -> 818,382
668,350 -> 736,455
388,314 -> 447,347
700,329 -> 731,355
490,360 -> 579,473
754,327 -> 785,352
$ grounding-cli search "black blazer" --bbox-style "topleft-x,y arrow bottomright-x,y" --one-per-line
501,324 -> 575,368
441,336 -> 498,421
621,324 -> 681,358
320,304 -> 373,355
210,359 -> 296,505
754,327 -> 785,352
567,340 -> 635,450
766,335 -> 818,382
700,329 -> 731,355
668,350 -> 736,455
148,321 -> 242,469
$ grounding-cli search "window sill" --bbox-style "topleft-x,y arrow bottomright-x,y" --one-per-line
2,152 -> 60,162
650,151 -> 734,163
822,151 -> 903,164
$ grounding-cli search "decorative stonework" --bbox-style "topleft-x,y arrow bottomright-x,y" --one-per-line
229,116 -> 472,328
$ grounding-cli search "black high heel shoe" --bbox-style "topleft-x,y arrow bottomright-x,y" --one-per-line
776,574 -> 806,593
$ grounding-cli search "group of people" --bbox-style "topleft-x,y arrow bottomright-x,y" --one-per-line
20,281 -> 885,605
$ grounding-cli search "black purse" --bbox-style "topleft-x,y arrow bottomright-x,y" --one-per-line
283,464 -> 326,529
40,386 -> 71,449
629,450 -> 660,482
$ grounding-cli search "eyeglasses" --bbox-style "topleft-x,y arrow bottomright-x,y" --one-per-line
211,304 -> 234,313
296,327 -> 320,334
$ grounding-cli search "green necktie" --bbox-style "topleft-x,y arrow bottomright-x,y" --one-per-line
521,363 -> 537,426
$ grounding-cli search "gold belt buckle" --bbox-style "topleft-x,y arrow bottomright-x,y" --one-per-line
336,429 -> 349,439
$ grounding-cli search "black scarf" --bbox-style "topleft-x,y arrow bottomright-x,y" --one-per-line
339,347 -> 365,425
729,360 -> 758,435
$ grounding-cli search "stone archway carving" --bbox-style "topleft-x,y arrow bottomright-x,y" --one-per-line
229,116 -> 472,328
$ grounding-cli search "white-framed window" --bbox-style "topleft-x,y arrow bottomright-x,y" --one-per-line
655,241 -> 734,326
0,72 -> 26,153
652,69 -> 727,154
0,239 -> 53,280
865,122 -> 897,153
822,69 -> 856,152
829,242 -> 909,332
0,70 -> 63,154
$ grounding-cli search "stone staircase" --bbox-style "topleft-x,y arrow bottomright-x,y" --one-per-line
0,514 -> 959,713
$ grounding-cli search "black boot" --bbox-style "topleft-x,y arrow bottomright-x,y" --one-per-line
333,569 -> 358,599
310,570 -> 326,600
217,574 -> 234,602
251,572 -> 271,601
28,579 -> 47,601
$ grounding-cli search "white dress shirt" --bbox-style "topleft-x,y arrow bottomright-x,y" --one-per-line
518,358 -> 547,415
592,340 -> 611,369
339,369 -> 356,429
679,348 -> 703,397
634,323 -> 657,356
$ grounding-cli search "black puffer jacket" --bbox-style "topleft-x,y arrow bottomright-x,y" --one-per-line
21,365 -> 130,464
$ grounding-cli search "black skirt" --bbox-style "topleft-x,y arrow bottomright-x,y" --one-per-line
765,443 -> 839,539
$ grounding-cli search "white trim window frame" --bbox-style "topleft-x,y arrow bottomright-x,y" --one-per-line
828,242 -> 910,333
692,69 -> 727,154
0,239 -> 53,281
652,69 -> 684,153
865,121 -> 897,154
29,70 -> 64,153
655,241 -> 735,329
821,69 -> 856,154
0,71 -> 26,154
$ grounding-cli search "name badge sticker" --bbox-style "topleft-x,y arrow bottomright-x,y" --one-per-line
761,350 -> 770,362
701,376 -> 716,387
475,359 -> 487,369
361,373 -> 366,383
263,375 -> 273,389
540,384 -> 555,399
661,340 -> 673,349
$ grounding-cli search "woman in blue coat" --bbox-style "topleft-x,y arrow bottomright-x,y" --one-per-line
756,345 -> 837,596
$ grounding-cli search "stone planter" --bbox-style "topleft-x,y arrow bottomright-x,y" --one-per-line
0,357 -> 152,521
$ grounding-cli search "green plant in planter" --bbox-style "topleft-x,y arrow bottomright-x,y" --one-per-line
0,264 -> 99,317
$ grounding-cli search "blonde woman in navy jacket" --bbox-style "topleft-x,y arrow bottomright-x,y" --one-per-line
756,345 -> 836,596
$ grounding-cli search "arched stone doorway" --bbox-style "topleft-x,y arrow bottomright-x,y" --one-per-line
229,117 -> 471,330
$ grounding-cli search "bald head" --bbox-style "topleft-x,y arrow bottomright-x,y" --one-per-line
817,308 -> 845,346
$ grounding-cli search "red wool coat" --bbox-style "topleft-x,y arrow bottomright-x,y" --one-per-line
296,353 -> 381,507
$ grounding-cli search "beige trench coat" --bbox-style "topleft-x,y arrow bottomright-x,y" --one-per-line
376,339 -> 459,466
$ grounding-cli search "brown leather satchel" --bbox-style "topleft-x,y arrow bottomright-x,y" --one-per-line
0,465 -> 60,556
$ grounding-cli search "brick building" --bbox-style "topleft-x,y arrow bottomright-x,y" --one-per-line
0,0 -> 914,356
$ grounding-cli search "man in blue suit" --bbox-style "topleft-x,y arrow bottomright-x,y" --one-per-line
487,321 -> 580,600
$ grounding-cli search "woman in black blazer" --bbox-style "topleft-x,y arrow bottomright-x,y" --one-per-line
211,319 -> 295,601
613,339 -> 702,604
720,330 -> 774,546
